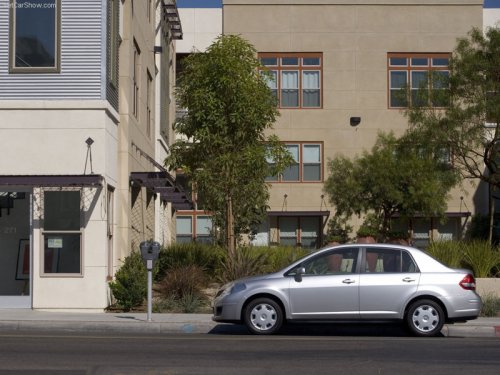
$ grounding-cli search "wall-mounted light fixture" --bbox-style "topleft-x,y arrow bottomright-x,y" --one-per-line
84,137 -> 94,175
350,117 -> 361,127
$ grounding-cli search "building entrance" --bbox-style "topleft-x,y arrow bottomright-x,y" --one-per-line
0,191 -> 31,308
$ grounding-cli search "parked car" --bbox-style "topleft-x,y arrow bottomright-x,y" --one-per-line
213,244 -> 482,336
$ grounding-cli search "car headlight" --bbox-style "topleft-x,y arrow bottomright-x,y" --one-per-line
216,282 -> 246,299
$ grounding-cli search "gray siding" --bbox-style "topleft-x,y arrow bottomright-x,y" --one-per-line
0,0 -> 104,100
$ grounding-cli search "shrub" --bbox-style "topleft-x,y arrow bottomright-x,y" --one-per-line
156,264 -> 207,299
463,240 -> 500,278
152,293 -> 209,313
357,213 -> 382,239
177,292 -> 205,313
156,243 -> 225,282
426,240 -> 464,269
218,246 -> 268,283
152,295 -> 178,313
324,215 -> 352,244
263,246 -> 309,273
480,293 -> 500,317
466,214 -> 489,240
109,251 -> 147,312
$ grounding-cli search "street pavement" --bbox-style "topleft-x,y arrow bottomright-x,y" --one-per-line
0,309 -> 498,337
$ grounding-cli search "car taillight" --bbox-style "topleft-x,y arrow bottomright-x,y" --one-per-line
459,274 -> 476,290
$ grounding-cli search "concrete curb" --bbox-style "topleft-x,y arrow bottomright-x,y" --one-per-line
0,320 -> 219,334
0,310 -> 498,337
443,324 -> 500,338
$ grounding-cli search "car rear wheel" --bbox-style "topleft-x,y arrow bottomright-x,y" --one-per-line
244,298 -> 283,335
406,299 -> 444,337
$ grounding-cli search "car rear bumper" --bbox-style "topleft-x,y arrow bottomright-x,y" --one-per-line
445,295 -> 482,320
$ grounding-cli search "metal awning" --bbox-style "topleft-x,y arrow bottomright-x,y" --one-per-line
0,174 -> 103,187
391,212 -> 471,218
129,171 -> 193,210
267,211 -> 330,217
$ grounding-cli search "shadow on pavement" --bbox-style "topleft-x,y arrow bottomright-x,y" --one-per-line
209,322 -> 431,337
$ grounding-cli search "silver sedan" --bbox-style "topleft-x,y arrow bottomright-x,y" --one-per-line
212,244 -> 482,336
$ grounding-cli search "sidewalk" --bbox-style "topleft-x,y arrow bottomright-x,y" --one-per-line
0,309 -> 498,337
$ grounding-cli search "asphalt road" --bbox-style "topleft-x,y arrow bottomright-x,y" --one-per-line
0,328 -> 499,375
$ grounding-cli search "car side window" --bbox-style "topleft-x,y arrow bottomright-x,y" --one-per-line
365,248 -> 402,273
402,251 -> 419,273
364,248 -> 420,273
301,248 -> 359,275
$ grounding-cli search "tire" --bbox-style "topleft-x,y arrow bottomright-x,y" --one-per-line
243,298 -> 283,335
406,299 -> 445,337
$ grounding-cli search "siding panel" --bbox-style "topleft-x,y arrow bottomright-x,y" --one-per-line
0,0 -> 104,99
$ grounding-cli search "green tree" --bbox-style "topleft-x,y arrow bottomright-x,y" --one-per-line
166,35 -> 291,256
405,27 -> 500,242
324,132 -> 459,238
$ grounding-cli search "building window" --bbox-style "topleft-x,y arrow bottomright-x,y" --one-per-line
267,142 -> 323,182
176,213 -> 213,244
259,53 -> 322,109
278,216 -> 320,249
133,39 -> 140,118
9,0 -> 60,72
146,70 -> 153,138
42,191 -> 82,275
196,216 -> 213,244
388,53 -> 450,108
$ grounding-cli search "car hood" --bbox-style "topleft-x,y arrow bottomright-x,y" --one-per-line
233,272 -> 282,284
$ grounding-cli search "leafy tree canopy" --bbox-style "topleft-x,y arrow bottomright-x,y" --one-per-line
405,26 -> 500,241
324,132 -> 459,237
166,35 -> 292,254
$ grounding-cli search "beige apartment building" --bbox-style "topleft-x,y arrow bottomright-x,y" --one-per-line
223,0 -> 485,248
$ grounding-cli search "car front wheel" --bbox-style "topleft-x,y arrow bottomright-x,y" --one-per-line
243,298 -> 283,335
406,299 -> 445,337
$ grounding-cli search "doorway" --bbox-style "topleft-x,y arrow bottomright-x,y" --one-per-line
0,190 -> 32,308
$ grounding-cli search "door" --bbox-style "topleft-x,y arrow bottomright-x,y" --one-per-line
359,247 -> 420,319
0,190 -> 32,308
288,247 -> 360,319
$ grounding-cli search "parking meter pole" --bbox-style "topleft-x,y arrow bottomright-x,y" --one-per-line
147,267 -> 153,322
140,241 -> 160,323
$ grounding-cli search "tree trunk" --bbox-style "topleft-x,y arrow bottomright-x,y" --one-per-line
489,185 -> 494,245
226,194 -> 235,258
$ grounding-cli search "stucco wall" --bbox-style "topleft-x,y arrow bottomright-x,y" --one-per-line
224,1 -> 483,219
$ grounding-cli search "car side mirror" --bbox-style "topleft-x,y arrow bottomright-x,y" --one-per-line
294,267 -> 306,282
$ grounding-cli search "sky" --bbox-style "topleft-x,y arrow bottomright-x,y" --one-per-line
175,0 -> 499,9
176,0 -> 222,8
483,0 -> 499,8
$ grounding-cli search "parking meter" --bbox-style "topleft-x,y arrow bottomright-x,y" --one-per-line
139,241 -> 160,321
140,241 -> 160,270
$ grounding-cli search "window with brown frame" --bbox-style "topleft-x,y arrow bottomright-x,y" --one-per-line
176,212 -> 213,244
266,142 -> 323,182
278,216 -> 321,249
388,53 -> 450,108
259,53 -> 323,109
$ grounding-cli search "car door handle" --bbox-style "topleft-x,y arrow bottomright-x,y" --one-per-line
402,277 -> 416,283
342,279 -> 356,284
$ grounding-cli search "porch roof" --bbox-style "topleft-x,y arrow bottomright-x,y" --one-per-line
0,174 -> 103,187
